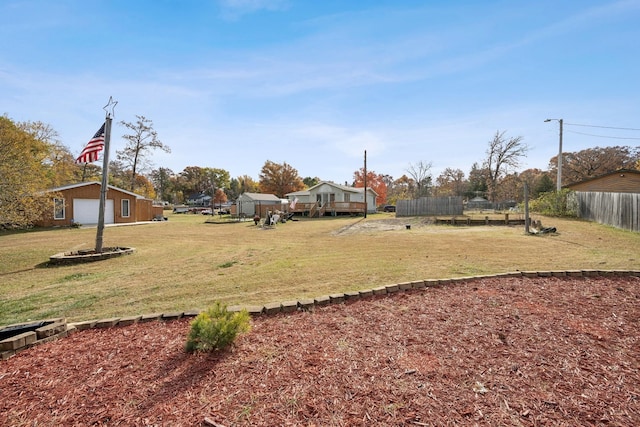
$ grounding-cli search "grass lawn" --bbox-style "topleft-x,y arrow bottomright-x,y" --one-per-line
1,211 -> 639,326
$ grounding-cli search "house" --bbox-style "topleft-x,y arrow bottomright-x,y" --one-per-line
565,169 -> 640,232
286,181 -> 378,217
35,182 -> 163,227
233,192 -> 284,217
564,169 -> 640,193
186,192 -> 212,207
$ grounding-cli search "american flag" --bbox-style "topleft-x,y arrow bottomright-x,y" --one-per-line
75,122 -> 106,164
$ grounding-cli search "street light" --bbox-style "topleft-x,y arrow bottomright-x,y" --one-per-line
544,118 -> 563,191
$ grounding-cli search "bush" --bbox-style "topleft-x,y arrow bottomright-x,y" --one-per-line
527,189 -> 578,217
185,302 -> 251,353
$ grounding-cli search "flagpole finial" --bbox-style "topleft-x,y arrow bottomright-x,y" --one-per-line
103,96 -> 118,119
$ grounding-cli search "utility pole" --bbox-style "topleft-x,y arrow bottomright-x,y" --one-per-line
363,150 -> 367,219
544,118 -> 563,191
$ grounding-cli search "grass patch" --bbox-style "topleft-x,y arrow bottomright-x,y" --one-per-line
1,212 -> 639,326
218,261 -> 238,269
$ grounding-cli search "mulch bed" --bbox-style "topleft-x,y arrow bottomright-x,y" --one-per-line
1,275 -> 639,426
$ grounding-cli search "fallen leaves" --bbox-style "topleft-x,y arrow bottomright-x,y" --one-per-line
0,275 -> 639,426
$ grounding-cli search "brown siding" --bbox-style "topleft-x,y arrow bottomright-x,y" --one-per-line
36,183 -> 156,227
567,171 -> 640,193
135,199 -> 165,221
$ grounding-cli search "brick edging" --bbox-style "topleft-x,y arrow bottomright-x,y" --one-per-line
2,269 -> 639,360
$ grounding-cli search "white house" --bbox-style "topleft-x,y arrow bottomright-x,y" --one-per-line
286,181 -> 377,217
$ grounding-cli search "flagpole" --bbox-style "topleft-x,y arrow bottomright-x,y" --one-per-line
95,97 -> 117,252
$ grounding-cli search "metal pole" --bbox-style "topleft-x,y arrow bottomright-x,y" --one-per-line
363,150 -> 367,218
524,181 -> 530,234
95,116 -> 112,253
557,119 -> 563,191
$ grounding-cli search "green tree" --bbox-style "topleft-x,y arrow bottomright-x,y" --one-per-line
532,172 -> 555,196
202,167 -> 231,200
150,167 -> 175,202
229,175 -> 259,200
178,166 -> 208,196
0,116 -> 51,228
466,163 -> 488,199
117,115 -> 170,193
259,160 -> 305,197
303,176 -> 320,188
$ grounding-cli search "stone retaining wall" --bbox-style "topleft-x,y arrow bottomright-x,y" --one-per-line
2,269 -> 639,360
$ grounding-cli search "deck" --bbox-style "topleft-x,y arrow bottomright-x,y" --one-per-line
290,202 -> 366,217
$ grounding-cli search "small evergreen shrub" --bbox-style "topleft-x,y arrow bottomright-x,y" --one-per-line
185,302 -> 251,353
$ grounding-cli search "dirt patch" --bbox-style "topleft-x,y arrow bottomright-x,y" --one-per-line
333,218 -> 434,235
1,275 -> 639,426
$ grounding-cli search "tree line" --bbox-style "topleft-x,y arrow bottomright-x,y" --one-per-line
1,113 -> 638,228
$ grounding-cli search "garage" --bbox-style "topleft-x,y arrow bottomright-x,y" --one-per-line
73,199 -> 115,225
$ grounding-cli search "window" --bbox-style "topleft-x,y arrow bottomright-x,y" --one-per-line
54,198 -> 65,220
122,199 -> 130,218
344,193 -> 350,202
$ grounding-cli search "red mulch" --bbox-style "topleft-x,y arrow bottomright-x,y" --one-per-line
1,276 -> 639,426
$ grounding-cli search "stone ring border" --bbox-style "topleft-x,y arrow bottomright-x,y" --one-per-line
2,269 -> 639,360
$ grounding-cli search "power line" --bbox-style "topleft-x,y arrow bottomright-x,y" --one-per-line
565,129 -> 640,140
565,122 -> 640,131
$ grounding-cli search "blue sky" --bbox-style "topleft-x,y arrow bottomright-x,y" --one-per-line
2,0 -> 639,184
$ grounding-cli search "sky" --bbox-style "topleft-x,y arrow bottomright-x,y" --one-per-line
2,0 -> 640,185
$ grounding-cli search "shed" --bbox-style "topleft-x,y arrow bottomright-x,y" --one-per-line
35,182 -> 163,227
234,193 -> 284,217
465,196 -> 492,210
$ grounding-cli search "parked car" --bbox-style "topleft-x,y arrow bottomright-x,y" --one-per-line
383,205 -> 396,212
201,209 -> 213,215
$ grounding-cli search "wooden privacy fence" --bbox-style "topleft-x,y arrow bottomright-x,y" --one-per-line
576,191 -> 640,232
397,196 -> 464,217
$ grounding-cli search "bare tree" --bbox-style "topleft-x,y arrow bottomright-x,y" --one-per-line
483,131 -> 527,202
406,161 -> 432,198
117,115 -> 170,192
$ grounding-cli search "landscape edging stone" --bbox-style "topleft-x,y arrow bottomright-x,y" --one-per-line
2,270 -> 640,360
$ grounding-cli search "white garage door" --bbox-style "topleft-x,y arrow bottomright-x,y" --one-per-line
73,199 -> 115,225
